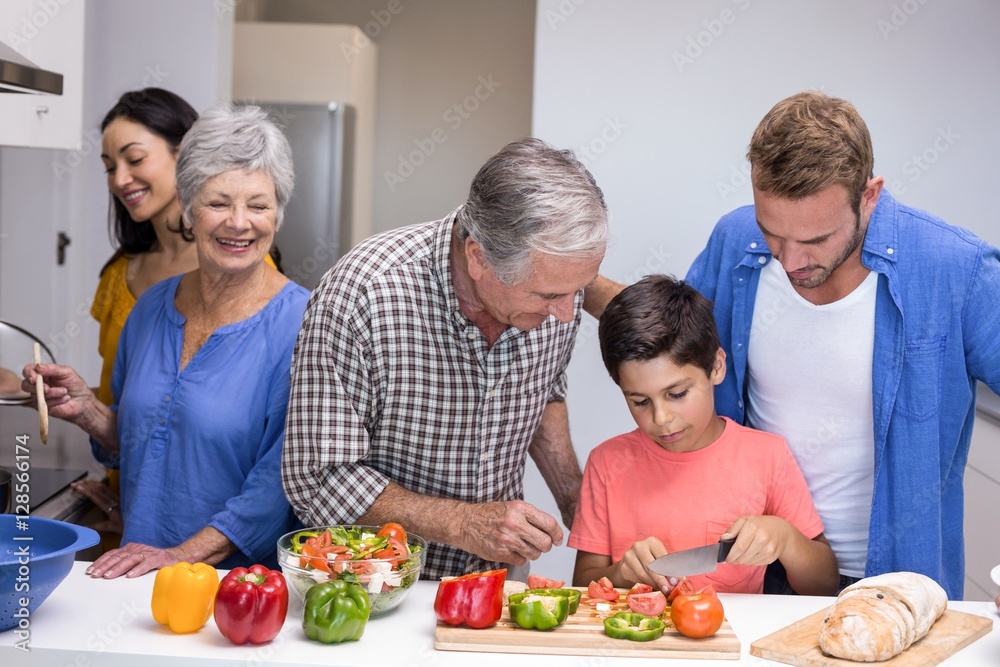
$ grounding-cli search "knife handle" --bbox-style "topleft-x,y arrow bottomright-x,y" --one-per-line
718,537 -> 736,562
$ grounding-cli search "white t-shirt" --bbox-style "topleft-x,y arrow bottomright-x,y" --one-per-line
746,258 -> 877,577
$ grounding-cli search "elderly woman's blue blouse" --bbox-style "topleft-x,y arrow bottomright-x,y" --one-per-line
93,274 -> 309,568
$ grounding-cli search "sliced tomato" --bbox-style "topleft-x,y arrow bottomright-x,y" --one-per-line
667,576 -> 696,603
300,542 -> 332,573
627,583 -> 653,596
388,537 -> 409,558
696,583 -> 718,598
627,591 -> 667,616
373,547 -> 396,560
527,574 -> 565,589
374,537 -> 410,567
333,553 -> 369,575
307,531 -> 332,549
350,560 -> 378,576
376,522 -> 407,544
587,577 -> 620,601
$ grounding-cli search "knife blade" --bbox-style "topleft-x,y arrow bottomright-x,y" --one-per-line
646,537 -> 736,577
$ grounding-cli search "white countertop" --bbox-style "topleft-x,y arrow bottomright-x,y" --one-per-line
1,562 -> 997,667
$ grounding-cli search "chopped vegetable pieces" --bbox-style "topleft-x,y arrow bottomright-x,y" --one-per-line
603,612 -> 666,642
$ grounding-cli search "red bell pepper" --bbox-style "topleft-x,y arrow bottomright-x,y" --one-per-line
433,569 -> 506,629
214,564 -> 289,645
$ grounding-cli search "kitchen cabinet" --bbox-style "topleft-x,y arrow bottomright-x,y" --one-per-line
0,0 -> 85,149
0,562 -> 996,665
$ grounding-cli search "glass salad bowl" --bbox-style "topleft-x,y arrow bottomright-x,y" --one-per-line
277,524 -> 427,616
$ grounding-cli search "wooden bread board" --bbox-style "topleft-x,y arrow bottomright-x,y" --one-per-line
435,588 -> 741,660
750,606 -> 993,666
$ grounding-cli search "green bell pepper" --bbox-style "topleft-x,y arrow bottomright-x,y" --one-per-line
507,592 -> 569,631
302,579 -> 371,644
523,587 -> 581,615
603,612 -> 666,642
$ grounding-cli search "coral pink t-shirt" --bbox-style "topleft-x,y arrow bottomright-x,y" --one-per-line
568,417 -> 824,594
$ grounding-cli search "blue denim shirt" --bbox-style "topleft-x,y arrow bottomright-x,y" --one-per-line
686,191 -> 1000,598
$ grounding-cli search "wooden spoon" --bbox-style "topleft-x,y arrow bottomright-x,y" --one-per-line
33,342 -> 48,444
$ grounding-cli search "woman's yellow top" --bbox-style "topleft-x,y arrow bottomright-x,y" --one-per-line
90,252 -> 278,406
91,255 -> 133,407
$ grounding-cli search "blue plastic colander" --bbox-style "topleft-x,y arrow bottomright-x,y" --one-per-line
0,515 -> 99,631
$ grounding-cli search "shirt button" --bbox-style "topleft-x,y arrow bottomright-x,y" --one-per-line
758,257 -> 767,265
467,330 -> 476,340
886,247 -> 894,255
737,400 -> 744,409
737,343 -> 743,348
164,396 -> 170,403
750,242 -> 758,249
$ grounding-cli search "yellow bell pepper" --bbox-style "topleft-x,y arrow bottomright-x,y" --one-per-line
151,562 -> 219,633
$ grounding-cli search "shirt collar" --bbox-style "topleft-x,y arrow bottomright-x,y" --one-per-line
431,207 -> 469,330
861,189 -> 899,265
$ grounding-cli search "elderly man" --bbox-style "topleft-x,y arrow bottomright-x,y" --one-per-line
586,92 -> 1000,599
282,138 -> 609,580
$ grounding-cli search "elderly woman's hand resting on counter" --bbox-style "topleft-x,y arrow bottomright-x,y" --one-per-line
22,105 -> 309,579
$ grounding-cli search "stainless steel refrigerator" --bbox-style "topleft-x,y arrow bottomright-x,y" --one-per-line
251,102 -> 355,291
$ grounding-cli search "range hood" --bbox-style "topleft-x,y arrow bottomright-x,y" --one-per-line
0,40 -> 62,95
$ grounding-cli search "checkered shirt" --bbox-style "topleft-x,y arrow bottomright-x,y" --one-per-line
282,211 -> 581,579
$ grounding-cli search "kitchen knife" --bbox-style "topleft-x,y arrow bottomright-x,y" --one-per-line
646,538 -> 736,578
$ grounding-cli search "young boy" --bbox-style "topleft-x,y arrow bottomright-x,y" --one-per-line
569,275 -> 838,595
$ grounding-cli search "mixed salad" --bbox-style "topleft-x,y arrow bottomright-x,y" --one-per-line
284,523 -> 424,607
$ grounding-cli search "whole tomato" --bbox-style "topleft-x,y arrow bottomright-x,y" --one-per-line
671,593 -> 724,639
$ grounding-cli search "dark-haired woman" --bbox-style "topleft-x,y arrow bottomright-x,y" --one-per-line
92,88 -> 200,407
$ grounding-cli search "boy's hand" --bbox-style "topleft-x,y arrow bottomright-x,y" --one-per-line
620,537 -> 677,592
722,515 -> 794,566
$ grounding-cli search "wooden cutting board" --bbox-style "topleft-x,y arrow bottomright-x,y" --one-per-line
435,589 -> 741,659
750,606 -> 993,666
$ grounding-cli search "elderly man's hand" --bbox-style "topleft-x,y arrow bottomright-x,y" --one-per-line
461,500 -> 564,565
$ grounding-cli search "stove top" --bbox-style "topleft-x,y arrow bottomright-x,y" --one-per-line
28,467 -> 88,510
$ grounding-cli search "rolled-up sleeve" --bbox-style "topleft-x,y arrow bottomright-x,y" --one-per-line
282,279 -> 389,526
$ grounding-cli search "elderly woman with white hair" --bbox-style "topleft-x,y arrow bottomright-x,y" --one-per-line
23,105 -> 309,579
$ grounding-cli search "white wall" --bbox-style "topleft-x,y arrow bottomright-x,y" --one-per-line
527,0 -> 1000,593
236,0 -> 536,234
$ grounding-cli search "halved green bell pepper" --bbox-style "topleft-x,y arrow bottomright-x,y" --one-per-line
507,592 -> 569,631
302,579 -> 371,644
523,587 -> 581,615
603,612 -> 666,642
